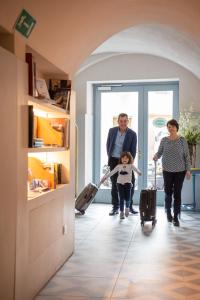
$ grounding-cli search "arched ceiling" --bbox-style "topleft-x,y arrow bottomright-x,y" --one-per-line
77,24 -> 200,79
1,1 -> 200,77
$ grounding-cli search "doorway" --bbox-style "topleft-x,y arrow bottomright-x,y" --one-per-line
93,82 -> 179,205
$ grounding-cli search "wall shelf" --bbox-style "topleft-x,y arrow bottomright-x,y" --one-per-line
27,183 -> 68,201
28,96 -> 70,118
28,146 -> 67,153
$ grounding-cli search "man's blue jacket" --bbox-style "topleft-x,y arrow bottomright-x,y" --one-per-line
106,126 -> 137,160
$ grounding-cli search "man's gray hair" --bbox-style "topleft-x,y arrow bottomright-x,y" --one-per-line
118,113 -> 128,120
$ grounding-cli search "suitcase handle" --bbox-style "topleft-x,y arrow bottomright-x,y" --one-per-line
97,167 -> 110,189
153,160 -> 157,190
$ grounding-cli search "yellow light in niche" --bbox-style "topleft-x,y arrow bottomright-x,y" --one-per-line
33,108 -> 48,118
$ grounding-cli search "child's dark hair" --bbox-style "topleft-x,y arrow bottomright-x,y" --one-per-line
119,151 -> 133,164
167,119 -> 179,131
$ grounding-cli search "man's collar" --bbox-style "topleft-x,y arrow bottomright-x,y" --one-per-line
118,127 -> 128,134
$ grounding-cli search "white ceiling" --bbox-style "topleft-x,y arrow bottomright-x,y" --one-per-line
77,24 -> 200,78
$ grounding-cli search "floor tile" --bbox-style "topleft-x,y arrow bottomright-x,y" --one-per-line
112,278 -> 187,299
34,204 -> 200,300
57,260 -> 121,278
39,276 -> 115,298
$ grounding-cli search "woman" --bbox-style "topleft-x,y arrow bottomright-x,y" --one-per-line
153,119 -> 191,227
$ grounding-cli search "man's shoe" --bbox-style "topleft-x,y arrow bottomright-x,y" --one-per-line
173,216 -> 180,227
166,209 -> 173,222
167,214 -> 173,222
109,209 -> 119,216
120,211 -> 125,219
130,208 -> 138,214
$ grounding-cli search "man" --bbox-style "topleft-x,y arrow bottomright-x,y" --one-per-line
106,113 -> 138,215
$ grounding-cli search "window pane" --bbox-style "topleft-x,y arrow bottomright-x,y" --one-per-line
148,91 -> 173,190
100,92 -> 138,189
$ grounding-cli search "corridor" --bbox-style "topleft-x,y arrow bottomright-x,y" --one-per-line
35,204 -> 200,300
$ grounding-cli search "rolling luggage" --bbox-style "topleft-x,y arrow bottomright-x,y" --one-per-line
139,161 -> 157,226
75,169 -> 110,214
75,182 -> 99,215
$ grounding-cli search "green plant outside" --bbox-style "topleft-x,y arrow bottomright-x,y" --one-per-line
179,111 -> 200,145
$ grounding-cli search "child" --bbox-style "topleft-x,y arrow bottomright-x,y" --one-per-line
101,151 -> 141,219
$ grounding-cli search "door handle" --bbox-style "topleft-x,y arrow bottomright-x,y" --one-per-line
138,149 -> 142,159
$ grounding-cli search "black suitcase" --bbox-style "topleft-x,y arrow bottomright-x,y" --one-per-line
139,162 -> 157,226
75,183 -> 99,215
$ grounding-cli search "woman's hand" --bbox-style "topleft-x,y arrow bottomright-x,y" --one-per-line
153,154 -> 158,161
138,171 -> 142,176
186,171 -> 191,180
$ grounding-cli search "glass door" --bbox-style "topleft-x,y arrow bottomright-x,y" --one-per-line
93,82 -> 179,205
94,85 -> 143,203
143,84 -> 179,204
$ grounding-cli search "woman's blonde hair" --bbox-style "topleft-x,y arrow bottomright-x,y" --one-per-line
119,151 -> 133,164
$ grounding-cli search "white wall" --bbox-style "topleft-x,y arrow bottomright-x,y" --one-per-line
74,54 -> 200,207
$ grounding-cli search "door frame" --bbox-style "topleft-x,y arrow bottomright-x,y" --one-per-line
93,81 -> 179,205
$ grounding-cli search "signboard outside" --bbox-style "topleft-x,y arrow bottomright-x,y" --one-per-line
153,117 -> 167,128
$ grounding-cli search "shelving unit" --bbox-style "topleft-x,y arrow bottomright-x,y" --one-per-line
0,45 -> 76,300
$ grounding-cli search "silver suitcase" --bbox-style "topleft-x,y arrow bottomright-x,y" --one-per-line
75,183 -> 99,214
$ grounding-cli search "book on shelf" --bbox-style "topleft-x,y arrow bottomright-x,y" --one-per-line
28,105 -> 34,147
48,79 -> 71,113
26,53 -> 37,97
33,138 -> 44,147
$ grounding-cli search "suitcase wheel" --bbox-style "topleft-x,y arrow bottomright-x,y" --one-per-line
152,219 -> 157,227
141,221 -> 144,227
80,210 -> 85,215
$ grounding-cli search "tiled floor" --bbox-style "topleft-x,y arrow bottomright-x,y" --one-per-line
35,204 -> 200,300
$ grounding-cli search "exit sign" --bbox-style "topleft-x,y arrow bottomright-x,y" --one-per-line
15,9 -> 36,38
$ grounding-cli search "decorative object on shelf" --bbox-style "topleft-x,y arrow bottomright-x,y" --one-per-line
36,78 -> 50,99
179,110 -> 200,167
49,79 -> 71,112
37,117 -> 65,147
28,104 -> 67,148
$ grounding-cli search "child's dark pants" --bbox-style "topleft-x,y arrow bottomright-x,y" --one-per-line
117,183 -> 132,212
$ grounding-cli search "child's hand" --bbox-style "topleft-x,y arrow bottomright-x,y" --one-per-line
100,176 -> 106,184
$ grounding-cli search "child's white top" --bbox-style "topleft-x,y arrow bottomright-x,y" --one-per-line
103,164 -> 141,185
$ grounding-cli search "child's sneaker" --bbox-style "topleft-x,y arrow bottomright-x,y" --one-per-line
120,211 -> 125,219
125,208 -> 129,217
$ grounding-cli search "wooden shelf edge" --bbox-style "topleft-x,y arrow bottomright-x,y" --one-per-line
28,96 -> 70,118
27,183 -> 70,203
28,146 -> 68,153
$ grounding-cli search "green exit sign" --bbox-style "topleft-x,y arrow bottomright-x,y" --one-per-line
15,9 -> 36,38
